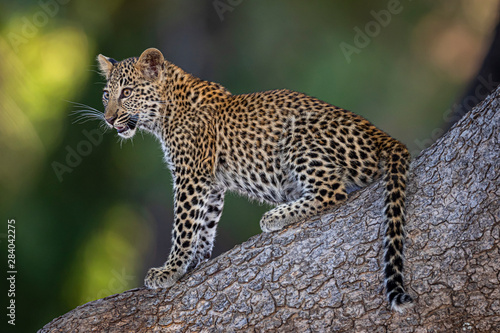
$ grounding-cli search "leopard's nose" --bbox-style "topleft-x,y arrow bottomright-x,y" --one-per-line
105,115 -> 117,126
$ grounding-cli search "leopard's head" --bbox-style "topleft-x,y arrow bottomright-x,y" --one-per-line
97,48 -> 166,139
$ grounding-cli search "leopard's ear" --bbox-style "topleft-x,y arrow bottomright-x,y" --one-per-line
97,54 -> 117,79
135,48 -> 164,81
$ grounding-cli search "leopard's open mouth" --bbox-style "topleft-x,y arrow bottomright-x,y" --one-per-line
115,124 -> 129,133
115,115 -> 138,134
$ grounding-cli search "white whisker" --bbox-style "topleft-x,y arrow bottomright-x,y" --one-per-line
67,100 -> 105,124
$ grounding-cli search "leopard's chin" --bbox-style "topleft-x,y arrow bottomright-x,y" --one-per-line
117,127 -> 137,138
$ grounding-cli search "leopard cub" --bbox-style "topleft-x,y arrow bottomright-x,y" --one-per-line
96,48 -> 413,312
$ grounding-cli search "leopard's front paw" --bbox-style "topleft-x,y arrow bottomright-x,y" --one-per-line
260,211 -> 287,233
144,267 -> 182,289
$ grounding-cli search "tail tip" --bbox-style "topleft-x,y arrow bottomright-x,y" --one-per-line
391,293 -> 414,313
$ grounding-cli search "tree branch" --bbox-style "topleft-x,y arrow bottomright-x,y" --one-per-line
40,87 -> 500,332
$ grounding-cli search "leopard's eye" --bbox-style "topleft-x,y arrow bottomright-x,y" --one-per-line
121,88 -> 132,98
103,91 -> 109,101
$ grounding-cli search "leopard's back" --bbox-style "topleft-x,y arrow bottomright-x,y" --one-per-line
215,89 -> 385,204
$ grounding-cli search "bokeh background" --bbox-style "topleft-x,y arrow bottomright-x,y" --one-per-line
1,0 -> 499,331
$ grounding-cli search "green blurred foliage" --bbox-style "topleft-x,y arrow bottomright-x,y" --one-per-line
0,0 -> 497,331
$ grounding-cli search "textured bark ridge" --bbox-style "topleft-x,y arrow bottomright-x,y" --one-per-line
40,87 -> 500,332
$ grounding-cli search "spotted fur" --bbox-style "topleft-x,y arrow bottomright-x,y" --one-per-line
96,48 -> 413,311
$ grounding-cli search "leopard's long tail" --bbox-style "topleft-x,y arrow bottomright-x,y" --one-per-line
380,139 -> 413,312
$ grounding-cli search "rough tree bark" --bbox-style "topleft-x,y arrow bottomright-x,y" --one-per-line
40,87 -> 500,333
